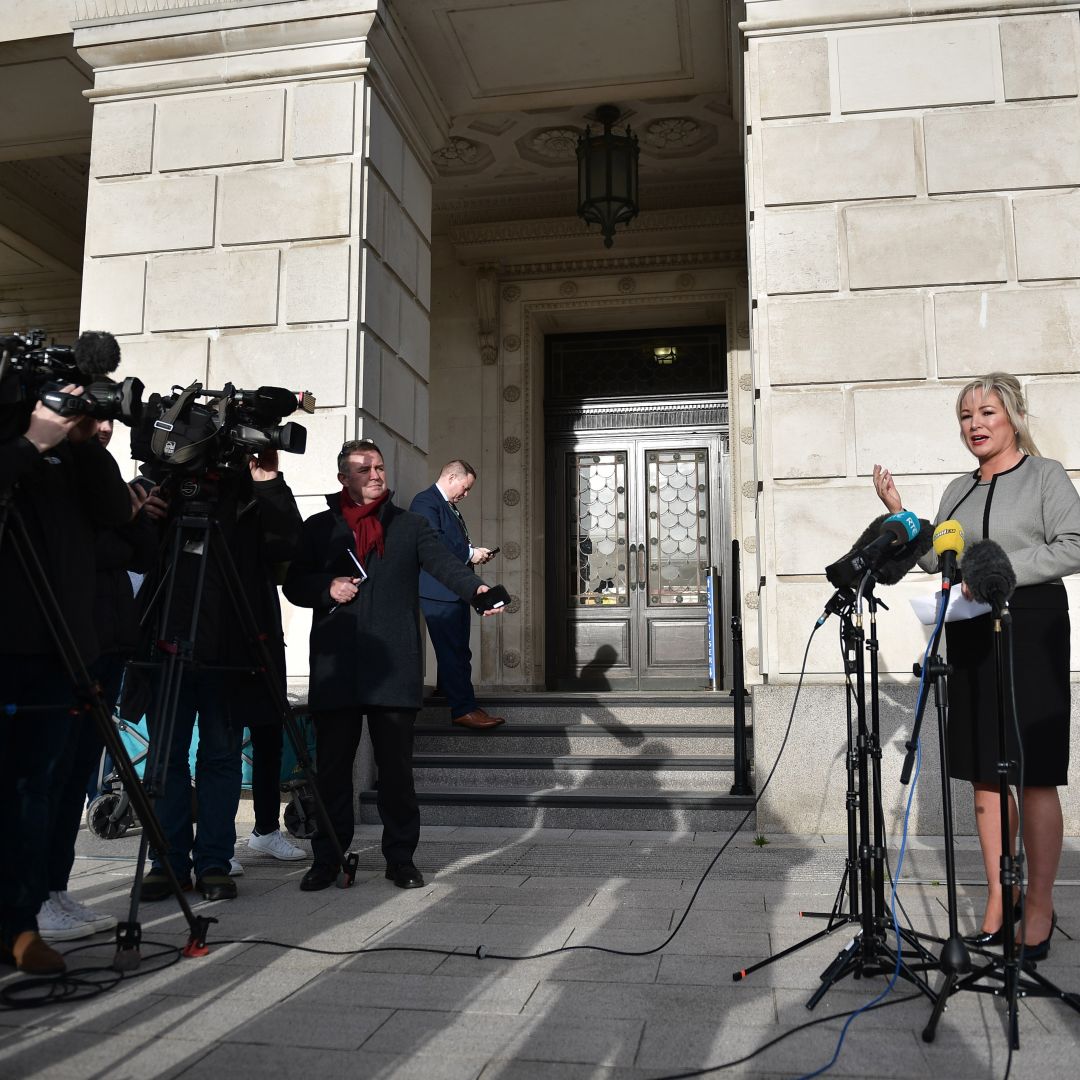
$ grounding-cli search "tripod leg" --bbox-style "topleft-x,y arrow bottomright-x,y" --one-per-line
921,972 -> 956,1043
731,922 -> 843,983
807,937 -> 859,1010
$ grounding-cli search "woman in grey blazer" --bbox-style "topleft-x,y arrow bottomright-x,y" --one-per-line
874,373 -> 1080,961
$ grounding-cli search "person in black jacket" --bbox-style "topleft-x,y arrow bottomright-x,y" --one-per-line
283,439 -> 499,892
135,448 -> 303,904
0,388 -> 132,974
36,418 -> 162,942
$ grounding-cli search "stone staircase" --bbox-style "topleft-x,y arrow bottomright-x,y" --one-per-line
358,692 -> 754,831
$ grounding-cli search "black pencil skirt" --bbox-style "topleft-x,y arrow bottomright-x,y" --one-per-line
945,583 -> 1071,787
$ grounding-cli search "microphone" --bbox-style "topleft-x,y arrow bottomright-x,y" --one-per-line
825,510 -> 925,589
932,519 -> 965,589
873,517 -> 934,585
962,539 -> 1016,613
73,330 -> 121,376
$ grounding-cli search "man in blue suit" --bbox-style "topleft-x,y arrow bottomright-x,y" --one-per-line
410,461 -> 505,730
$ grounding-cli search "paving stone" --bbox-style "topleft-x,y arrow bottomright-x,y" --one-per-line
220,1002 -> 392,1049
0,1028 -> 215,1079
294,969 -> 539,1014
362,1009 -> 645,1067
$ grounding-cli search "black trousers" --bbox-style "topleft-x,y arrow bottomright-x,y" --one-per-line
248,722 -> 283,835
48,653 -> 125,892
311,707 -> 419,866
0,654 -> 74,945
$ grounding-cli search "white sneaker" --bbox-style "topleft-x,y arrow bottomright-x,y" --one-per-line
37,897 -> 96,942
228,857 -> 245,877
55,891 -> 117,933
247,828 -> 305,861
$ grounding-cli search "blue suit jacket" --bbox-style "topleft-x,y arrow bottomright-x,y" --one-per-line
410,483 -> 470,602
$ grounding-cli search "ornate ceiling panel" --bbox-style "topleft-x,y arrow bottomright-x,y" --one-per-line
393,0 -> 732,114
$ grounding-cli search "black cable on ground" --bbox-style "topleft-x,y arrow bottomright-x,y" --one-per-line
0,941 -> 182,1010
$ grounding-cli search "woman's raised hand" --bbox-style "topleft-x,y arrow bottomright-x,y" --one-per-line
872,464 -> 903,514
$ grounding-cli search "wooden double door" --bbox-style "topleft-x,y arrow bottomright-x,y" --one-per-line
547,433 -> 728,690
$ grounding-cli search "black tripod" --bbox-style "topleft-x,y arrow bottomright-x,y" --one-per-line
122,480 -> 357,960
920,600 -> 1080,1046
0,489 -> 215,965
733,575 -> 937,1005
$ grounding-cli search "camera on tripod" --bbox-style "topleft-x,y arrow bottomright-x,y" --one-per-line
0,329 -> 143,434
130,382 -> 316,476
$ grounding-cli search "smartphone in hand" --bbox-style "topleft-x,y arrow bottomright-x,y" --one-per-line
472,584 -> 510,613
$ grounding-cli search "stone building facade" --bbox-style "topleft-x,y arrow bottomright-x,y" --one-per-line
1,0 -> 1078,832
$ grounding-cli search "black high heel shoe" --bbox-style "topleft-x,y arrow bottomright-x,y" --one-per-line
963,898 -> 1024,949
1019,911 -> 1057,963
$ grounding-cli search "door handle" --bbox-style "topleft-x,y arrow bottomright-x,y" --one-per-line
627,543 -> 638,590
636,544 -> 647,591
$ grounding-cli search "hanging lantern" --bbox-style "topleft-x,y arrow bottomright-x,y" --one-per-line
576,105 -> 639,248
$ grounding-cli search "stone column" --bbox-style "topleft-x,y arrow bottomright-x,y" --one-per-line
743,0 -> 1080,832
74,0 -> 441,502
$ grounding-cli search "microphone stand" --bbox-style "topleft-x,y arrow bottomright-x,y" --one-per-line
734,573 -> 936,1006
928,597 -> 1080,1047
900,578 -> 973,1041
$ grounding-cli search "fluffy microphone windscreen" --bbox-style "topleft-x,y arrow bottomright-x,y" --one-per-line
73,330 -> 121,376
874,519 -> 934,586
848,514 -> 889,554
962,539 -> 1016,607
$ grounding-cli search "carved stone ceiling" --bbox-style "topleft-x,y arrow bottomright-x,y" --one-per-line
390,0 -> 742,219
0,38 -> 91,295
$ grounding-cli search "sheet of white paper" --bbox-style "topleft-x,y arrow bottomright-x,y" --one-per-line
910,589 -> 992,626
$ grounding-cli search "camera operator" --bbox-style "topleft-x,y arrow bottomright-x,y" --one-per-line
133,446 -> 303,904
1,388 -> 132,974
38,419 -> 165,941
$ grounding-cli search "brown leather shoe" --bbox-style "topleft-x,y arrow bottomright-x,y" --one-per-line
8,931 -> 66,975
452,709 -> 505,730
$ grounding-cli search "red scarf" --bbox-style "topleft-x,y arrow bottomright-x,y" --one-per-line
339,488 -> 389,569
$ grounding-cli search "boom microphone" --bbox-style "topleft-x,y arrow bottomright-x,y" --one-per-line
73,330 -> 121,376
932,519 -> 964,589
962,539 -> 1016,613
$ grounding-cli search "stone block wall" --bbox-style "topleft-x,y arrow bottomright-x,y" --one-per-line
76,3 -> 433,512
745,1 -> 1080,833
74,2 -> 438,685
746,6 -> 1080,680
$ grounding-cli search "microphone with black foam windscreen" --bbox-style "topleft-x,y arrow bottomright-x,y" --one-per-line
961,539 -> 1016,614
73,330 -> 121,376
932,519 -> 964,590
874,516 -> 934,585
825,510 -> 931,589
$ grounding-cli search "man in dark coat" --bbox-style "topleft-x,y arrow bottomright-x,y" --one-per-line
37,418 -> 162,941
1,388 -> 131,973
283,439 -> 497,892
410,460 -> 505,730
134,448 -> 303,903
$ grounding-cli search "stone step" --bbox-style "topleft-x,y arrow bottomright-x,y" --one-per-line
412,754 -> 734,791
419,694 -> 741,728
414,724 -> 743,757
359,785 -> 754,831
